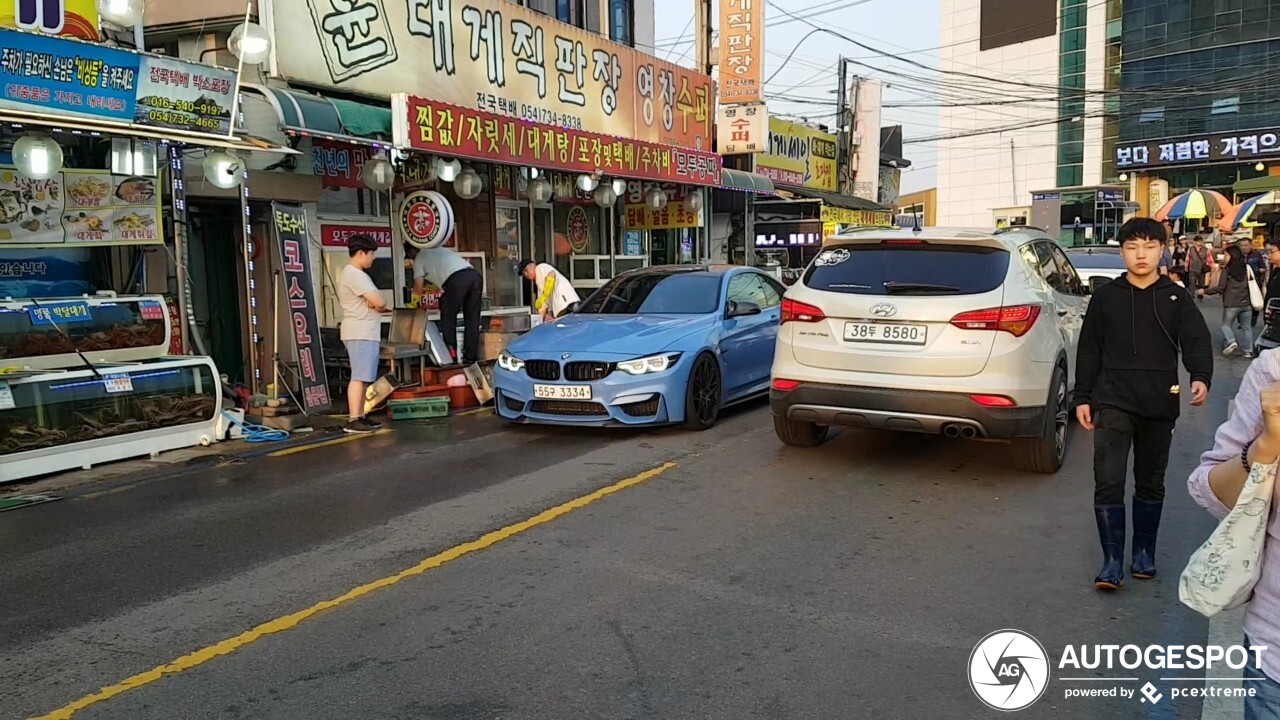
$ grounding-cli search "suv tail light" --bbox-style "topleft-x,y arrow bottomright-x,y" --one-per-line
950,304 -> 1042,337
781,297 -> 825,323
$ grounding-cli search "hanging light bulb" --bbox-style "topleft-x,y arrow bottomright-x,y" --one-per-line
454,167 -> 483,200
229,22 -> 273,65
577,173 -> 598,192
361,155 -> 395,192
610,178 -> 628,196
1257,162 -> 1267,172
203,150 -> 244,189
436,157 -> 461,182
98,0 -> 144,26
13,134 -> 64,180
686,188 -> 704,212
528,177 -> 553,203
645,187 -> 668,211
593,185 -> 618,207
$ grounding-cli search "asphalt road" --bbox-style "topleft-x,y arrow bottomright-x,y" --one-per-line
1,300 -> 1258,720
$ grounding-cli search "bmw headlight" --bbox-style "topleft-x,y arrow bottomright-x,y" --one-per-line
497,350 -> 525,372
616,353 -> 681,375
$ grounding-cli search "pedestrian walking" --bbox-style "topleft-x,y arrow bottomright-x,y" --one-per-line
1240,237 -> 1269,327
1265,237 -> 1280,305
1074,217 -> 1214,591
1188,353 -> 1280,719
1186,235 -> 1211,302
407,244 -> 484,365
1206,245 -> 1260,358
337,234 -> 391,434
518,259 -> 580,322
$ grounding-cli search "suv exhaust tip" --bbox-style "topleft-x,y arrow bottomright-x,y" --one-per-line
943,424 -> 961,438
959,426 -> 978,439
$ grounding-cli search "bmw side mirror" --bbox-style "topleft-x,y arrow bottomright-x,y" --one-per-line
727,300 -> 762,319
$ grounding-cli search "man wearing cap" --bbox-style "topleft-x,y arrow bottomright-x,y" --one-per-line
518,259 -> 580,322
407,243 -> 483,365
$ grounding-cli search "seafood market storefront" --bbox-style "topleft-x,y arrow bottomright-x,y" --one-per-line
0,26 -> 291,482
269,0 -> 720,304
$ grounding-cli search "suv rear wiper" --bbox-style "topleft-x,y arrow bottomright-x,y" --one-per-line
883,282 -> 961,295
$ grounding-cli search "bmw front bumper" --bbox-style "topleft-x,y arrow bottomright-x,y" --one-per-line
493,354 -> 691,427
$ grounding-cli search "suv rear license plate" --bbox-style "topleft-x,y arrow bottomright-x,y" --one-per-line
534,384 -> 593,400
844,322 -> 927,345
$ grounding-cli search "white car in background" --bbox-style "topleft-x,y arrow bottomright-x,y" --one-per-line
768,227 -> 1090,474
1063,245 -> 1127,293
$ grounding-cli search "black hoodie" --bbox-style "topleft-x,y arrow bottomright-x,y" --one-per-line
1073,274 -> 1214,421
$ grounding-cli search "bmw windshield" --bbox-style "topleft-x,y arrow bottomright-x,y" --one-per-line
577,273 -> 721,315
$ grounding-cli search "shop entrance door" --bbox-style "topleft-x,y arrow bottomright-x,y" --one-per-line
189,202 -> 245,381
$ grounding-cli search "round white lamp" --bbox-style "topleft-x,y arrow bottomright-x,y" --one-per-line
645,187 -> 667,210
686,188 -> 704,212
98,0 -> 144,26
593,185 -> 618,207
436,157 -> 461,182
1118,173 -> 1129,182
13,134 -> 64,180
577,173 -> 598,192
454,167 -> 483,200
1257,162 -> 1267,172
229,22 -> 273,65
203,151 -> 244,189
610,178 -> 628,196
527,177 -> 553,203
361,155 -> 395,192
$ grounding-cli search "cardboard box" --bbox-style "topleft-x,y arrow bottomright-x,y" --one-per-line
481,332 -> 521,360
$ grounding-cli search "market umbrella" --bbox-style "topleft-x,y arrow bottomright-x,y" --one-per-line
1220,191 -> 1280,231
1155,189 -> 1234,222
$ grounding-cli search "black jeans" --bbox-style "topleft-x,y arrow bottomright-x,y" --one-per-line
438,268 -> 483,364
1093,407 -> 1176,505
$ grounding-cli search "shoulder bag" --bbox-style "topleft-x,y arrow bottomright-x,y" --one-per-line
1248,265 -> 1265,311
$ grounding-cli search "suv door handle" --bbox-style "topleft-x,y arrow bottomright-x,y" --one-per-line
1056,308 -> 1069,317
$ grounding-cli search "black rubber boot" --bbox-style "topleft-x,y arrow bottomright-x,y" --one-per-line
1130,499 -> 1162,579
1094,504 -> 1126,591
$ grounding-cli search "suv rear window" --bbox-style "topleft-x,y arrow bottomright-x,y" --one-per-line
803,243 -> 1010,296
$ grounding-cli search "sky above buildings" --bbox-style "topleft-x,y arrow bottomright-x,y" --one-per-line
646,0 -> 943,194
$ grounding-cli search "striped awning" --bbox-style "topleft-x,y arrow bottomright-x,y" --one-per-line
242,83 -> 392,146
720,168 -> 776,193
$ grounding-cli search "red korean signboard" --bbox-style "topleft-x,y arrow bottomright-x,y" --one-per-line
320,224 -> 393,248
397,96 -> 722,187
271,202 -> 331,412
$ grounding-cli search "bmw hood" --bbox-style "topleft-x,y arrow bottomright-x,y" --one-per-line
508,314 -> 713,356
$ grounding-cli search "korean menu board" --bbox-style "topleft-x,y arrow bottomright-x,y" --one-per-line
0,167 -> 162,246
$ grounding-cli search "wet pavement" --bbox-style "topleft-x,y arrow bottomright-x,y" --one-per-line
1,300 -> 1262,720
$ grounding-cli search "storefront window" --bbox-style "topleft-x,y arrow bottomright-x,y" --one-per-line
494,206 -> 523,307
316,187 -> 390,217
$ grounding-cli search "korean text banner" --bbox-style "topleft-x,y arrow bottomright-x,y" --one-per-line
0,167 -> 163,246
718,0 -> 762,104
0,0 -> 99,41
0,28 -> 236,134
271,202 -> 332,412
397,95 -> 722,186
275,0 -> 713,150
756,117 -> 838,192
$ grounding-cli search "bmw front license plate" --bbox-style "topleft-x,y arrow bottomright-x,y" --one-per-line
533,384 -> 593,400
844,322 -> 927,345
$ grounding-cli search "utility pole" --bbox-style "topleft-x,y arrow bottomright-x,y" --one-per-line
836,56 -> 847,194
695,0 -> 714,262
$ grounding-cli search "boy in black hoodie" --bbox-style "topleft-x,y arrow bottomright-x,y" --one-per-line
1074,217 -> 1214,591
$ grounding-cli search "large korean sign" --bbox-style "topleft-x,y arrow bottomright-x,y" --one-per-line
757,117 -> 838,191
718,0 -> 763,104
0,28 -> 237,133
1,0 -> 99,41
1115,128 -> 1280,170
716,102 -> 767,154
622,182 -> 703,230
394,95 -> 722,186
276,0 -> 713,150
271,202 -> 332,413
821,206 -> 894,228
0,167 -> 163,246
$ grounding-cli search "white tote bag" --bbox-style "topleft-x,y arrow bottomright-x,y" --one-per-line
1248,265 -> 1265,311
1179,460 -> 1276,617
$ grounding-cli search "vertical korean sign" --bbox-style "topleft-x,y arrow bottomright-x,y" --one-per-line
271,202 -> 331,412
718,0 -> 762,104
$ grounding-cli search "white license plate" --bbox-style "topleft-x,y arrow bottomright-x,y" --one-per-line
844,322 -> 928,345
533,384 -> 593,400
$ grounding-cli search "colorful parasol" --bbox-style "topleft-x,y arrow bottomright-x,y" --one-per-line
1220,191 -> 1280,231
1155,189 -> 1234,221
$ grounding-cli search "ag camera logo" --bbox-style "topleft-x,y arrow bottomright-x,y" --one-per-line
969,629 -> 1051,711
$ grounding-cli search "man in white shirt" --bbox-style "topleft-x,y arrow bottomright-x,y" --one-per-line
407,244 -> 484,364
337,235 -> 390,434
518,259 -> 580,321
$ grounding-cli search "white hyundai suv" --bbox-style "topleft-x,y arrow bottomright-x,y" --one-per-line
769,226 -> 1089,474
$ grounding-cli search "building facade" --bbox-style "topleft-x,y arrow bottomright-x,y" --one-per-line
1115,0 -> 1280,220
936,0 -> 1112,231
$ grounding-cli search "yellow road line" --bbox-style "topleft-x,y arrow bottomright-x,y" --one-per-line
265,430 -> 387,457
31,460 -> 678,720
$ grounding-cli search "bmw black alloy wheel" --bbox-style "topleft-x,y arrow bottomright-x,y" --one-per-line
691,356 -> 720,425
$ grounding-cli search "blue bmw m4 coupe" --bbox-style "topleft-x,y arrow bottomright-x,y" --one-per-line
494,265 -> 785,430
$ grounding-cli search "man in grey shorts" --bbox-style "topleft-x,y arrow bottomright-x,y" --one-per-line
338,234 -> 390,433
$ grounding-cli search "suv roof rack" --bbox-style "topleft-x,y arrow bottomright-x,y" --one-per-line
993,226 -> 1049,234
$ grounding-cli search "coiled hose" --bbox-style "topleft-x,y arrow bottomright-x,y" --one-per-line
220,410 -> 290,443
